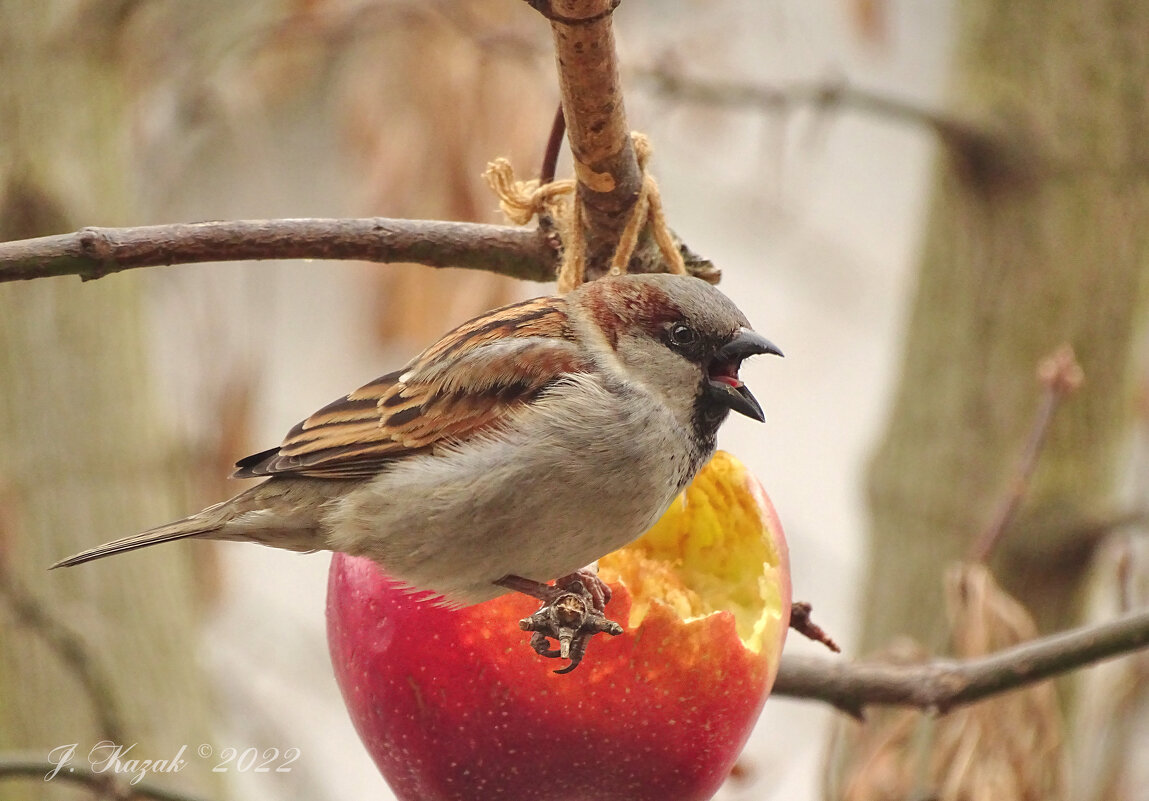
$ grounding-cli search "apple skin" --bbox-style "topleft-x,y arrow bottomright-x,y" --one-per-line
327,452 -> 790,801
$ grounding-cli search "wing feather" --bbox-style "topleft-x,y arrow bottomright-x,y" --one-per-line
233,297 -> 588,479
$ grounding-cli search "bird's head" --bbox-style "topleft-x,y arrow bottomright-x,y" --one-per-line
573,273 -> 782,441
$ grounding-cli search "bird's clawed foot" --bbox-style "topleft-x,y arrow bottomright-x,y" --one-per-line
494,567 -> 622,674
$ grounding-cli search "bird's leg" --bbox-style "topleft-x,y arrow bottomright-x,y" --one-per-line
495,566 -> 612,610
556,566 -> 612,611
494,566 -> 622,674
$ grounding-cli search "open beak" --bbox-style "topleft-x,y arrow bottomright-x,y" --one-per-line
706,329 -> 783,422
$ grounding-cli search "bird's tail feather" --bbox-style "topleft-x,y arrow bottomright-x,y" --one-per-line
50,517 -> 223,569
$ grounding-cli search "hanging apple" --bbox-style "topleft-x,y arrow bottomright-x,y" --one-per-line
327,451 -> 791,801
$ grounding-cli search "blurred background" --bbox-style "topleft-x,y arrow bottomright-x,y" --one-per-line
3,1 -> 1147,800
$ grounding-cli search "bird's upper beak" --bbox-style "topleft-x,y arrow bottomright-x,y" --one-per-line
706,328 -> 783,422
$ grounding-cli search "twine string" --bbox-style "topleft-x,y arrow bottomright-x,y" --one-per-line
483,131 -> 686,294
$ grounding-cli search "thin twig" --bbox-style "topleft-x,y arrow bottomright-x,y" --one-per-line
0,564 -> 127,744
968,345 -> 1084,562
0,753 -> 213,801
772,606 -> 1149,718
0,218 -> 556,284
789,601 -> 841,653
634,68 -> 976,143
539,103 -> 566,186
632,67 -> 1036,190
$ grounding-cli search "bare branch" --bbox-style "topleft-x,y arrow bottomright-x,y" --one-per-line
529,0 -> 660,279
632,68 -> 1037,190
634,68 -> 970,137
0,564 -> 127,745
789,600 -> 841,653
772,607 -> 1149,718
0,218 -> 557,284
0,752 -> 214,801
968,345 -> 1084,562
540,103 -> 567,186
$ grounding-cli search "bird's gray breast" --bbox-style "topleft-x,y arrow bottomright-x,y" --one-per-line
323,373 -> 704,604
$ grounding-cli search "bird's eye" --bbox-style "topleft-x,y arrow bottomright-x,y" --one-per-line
667,322 -> 698,349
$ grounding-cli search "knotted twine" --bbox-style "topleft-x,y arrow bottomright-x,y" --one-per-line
483,132 -> 688,294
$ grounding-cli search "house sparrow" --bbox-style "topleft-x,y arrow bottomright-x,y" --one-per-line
53,273 -> 781,607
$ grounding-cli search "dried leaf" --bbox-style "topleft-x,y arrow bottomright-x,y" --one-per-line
826,564 -> 1065,801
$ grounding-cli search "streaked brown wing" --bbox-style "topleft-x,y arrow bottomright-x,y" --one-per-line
233,297 -> 588,480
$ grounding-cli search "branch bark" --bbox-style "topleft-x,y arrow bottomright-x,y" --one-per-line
530,0 -> 676,279
772,607 -> 1149,719
0,219 -> 557,284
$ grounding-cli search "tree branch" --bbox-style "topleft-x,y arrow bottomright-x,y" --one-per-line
540,103 -> 567,186
0,564 -> 127,745
529,0 -> 659,279
0,218 -> 557,284
632,68 -> 1036,189
640,69 -> 925,126
633,68 -> 980,146
968,345 -> 1083,562
772,607 -> 1149,719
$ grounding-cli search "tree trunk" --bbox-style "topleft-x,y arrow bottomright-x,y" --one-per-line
0,6 -> 218,799
861,0 -> 1149,650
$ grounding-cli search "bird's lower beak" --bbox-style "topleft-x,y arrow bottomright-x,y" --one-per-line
708,380 -> 765,421
706,329 -> 782,423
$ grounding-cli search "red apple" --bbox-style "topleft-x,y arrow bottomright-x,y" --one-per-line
327,451 -> 791,801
